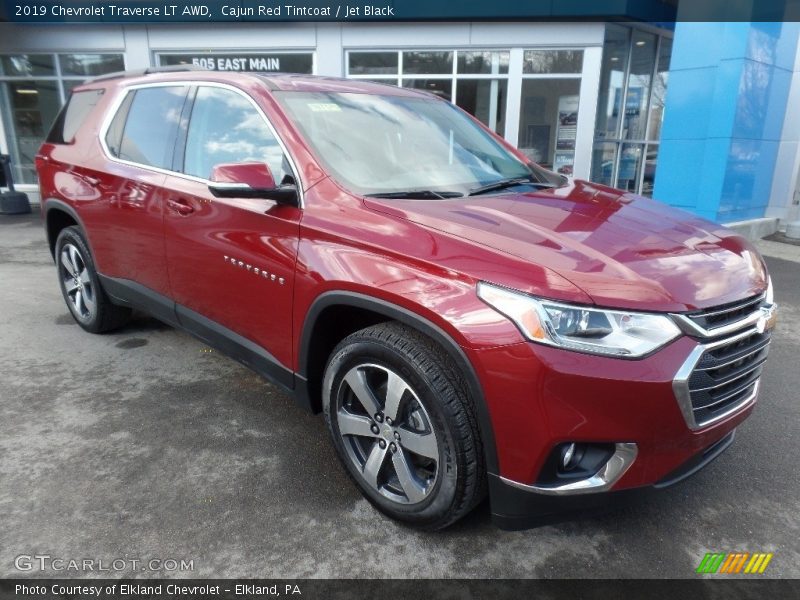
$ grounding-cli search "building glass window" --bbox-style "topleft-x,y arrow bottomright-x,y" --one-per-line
617,143 -> 644,192
591,26 -> 673,196
647,38 -> 673,144
522,50 -> 583,74
402,51 -> 453,75
345,49 -> 510,135
0,52 -> 124,184
458,51 -> 509,75
623,30 -> 657,142
348,52 -> 398,75
642,144 -> 659,197
516,50 -> 584,175
58,54 -> 125,77
591,142 -> 617,187
0,54 -> 55,77
595,25 -> 630,143
401,78 -> 453,100
456,80 -> 508,135
518,78 -> 581,175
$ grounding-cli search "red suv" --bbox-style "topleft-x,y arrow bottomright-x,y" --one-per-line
36,68 -> 777,530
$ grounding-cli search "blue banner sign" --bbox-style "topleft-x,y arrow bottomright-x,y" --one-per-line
2,0 -> 799,23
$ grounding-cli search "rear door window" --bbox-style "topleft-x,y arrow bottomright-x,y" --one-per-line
116,86 -> 188,169
46,89 -> 104,144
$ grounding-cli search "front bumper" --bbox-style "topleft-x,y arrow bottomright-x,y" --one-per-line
489,429 -> 737,530
473,332 -> 761,528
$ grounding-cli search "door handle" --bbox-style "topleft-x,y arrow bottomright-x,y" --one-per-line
166,197 -> 195,215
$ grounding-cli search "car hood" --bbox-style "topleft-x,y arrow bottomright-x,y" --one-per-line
363,180 -> 768,312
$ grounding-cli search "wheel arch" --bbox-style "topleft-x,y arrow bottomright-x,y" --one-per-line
297,290 -> 499,475
43,199 -> 89,260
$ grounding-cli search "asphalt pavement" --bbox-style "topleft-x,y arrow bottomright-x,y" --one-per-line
1,212 -> 798,578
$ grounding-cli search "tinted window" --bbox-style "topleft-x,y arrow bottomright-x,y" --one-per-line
183,86 -> 288,182
104,92 -> 133,158
118,86 -> 187,169
47,89 -> 104,144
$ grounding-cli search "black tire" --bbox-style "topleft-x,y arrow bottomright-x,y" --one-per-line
55,226 -> 131,333
323,322 -> 486,530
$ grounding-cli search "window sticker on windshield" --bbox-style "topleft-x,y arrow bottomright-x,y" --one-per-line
308,103 -> 342,112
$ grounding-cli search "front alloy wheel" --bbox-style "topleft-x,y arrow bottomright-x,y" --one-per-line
323,322 -> 486,530
336,364 -> 440,504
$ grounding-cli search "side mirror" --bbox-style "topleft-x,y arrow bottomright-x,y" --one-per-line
207,162 -> 298,205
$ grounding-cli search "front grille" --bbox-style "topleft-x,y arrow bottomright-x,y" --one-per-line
673,294 -> 775,429
687,330 -> 771,426
684,294 -> 764,332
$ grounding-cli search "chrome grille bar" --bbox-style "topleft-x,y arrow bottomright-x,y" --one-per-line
694,338 -> 770,370
694,380 -> 760,411
672,294 -> 776,430
692,294 -> 763,319
691,355 -> 769,392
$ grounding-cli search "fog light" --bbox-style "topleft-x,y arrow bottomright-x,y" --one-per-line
537,442 -> 617,485
561,443 -> 576,469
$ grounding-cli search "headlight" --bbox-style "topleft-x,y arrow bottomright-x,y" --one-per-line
477,282 -> 682,358
765,275 -> 774,305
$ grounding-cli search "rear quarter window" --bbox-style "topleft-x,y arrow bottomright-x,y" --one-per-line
46,89 -> 104,144
104,91 -> 133,158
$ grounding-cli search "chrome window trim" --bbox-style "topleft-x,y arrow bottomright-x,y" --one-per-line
500,442 -> 638,496
97,79 -> 305,208
208,182 -> 253,190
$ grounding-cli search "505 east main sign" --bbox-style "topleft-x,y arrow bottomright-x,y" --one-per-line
158,52 -> 313,73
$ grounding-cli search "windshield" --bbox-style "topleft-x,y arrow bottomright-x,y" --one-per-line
275,91 -> 554,196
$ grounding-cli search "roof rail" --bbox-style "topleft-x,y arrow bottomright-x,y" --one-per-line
85,65 -> 205,84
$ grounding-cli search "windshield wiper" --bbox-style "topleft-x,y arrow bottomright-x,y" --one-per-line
468,177 -> 556,196
365,190 -> 464,199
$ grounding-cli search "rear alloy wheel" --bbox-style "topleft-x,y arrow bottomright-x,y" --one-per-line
59,242 -> 96,322
323,322 -> 486,530
55,226 -> 131,333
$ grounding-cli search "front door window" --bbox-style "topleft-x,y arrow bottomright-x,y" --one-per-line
183,86 -> 289,182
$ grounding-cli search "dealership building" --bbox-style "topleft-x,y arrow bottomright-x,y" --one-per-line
1,18 -> 799,232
